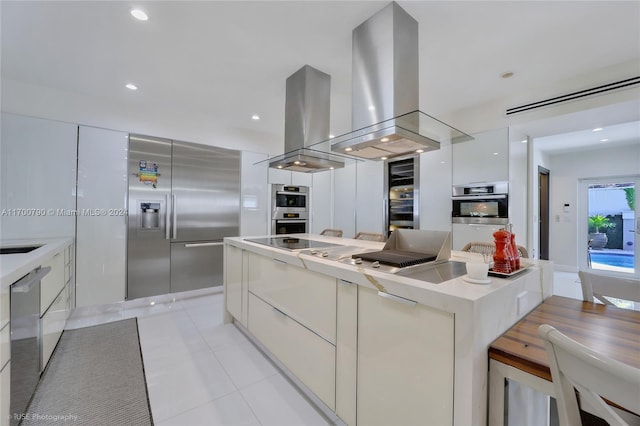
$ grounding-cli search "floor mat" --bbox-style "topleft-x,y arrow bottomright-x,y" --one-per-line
22,318 -> 153,425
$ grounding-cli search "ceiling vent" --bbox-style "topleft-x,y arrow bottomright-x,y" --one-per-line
506,76 -> 640,116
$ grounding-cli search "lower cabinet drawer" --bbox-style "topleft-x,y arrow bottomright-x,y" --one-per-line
41,252 -> 65,314
41,286 -> 67,370
0,324 -> 9,368
248,293 -> 336,410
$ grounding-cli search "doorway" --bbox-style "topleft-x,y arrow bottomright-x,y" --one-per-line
538,166 -> 550,260
578,176 -> 639,279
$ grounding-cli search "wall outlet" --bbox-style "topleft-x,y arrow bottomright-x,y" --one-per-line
517,291 -> 529,316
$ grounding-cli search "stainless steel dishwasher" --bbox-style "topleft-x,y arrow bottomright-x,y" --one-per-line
10,266 -> 49,425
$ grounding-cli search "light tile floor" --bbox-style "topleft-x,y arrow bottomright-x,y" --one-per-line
67,288 -> 334,426
65,272 -> 585,426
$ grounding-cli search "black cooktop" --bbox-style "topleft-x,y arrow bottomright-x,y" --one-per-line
245,237 -> 341,251
352,249 -> 438,268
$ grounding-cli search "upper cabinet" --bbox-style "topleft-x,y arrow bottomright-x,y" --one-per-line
0,113 -> 77,239
452,128 -> 509,185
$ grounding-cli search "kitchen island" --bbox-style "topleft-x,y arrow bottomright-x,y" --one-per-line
223,234 -> 553,426
1,237 -> 75,424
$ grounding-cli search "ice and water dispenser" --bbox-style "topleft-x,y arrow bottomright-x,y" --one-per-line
140,202 -> 161,230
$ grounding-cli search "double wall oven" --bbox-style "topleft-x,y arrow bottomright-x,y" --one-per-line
272,185 -> 308,234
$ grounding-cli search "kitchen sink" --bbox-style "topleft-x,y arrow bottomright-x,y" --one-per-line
0,245 -> 43,255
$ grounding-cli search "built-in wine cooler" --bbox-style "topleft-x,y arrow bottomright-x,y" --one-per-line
385,158 -> 419,235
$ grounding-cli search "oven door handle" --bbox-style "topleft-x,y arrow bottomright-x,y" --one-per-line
452,194 -> 507,200
275,220 -> 307,224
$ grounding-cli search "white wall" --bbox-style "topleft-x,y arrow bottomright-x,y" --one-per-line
546,143 -> 640,270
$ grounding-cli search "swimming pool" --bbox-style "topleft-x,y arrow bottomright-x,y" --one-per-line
590,252 -> 634,268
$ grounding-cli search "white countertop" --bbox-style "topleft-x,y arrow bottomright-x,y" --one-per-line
226,234 -> 552,312
1,237 -> 74,289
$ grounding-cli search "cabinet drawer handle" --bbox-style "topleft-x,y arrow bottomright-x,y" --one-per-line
339,279 -> 355,286
377,291 -> 417,306
272,258 -> 287,265
272,307 -> 287,317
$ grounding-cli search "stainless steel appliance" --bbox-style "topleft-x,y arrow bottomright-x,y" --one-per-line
268,65 -> 345,173
330,2 -> 472,160
271,185 -> 308,235
346,229 -> 451,273
452,181 -> 509,225
10,267 -> 50,426
127,135 -> 240,299
245,237 -> 341,252
385,158 -> 419,235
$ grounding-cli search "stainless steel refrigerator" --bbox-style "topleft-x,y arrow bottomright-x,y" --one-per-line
127,134 -> 240,299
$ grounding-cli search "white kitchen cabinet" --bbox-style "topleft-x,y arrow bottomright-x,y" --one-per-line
40,251 -> 65,315
240,151 -> 269,237
0,113 -> 77,240
357,286 -> 454,426
76,125 -> 128,307
248,293 -> 336,410
356,161 -> 384,235
452,127 -> 509,185
41,283 -> 68,369
64,243 -> 75,314
224,244 -> 245,325
0,324 -> 9,371
310,171 -> 333,234
247,252 -> 336,343
336,279 -> 358,426
419,145 -> 454,231
0,283 -> 8,328
333,163 -> 357,238
452,222 -> 504,250
0,361 -> 9,426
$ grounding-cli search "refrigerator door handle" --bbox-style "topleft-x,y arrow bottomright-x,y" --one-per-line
184,242 -> 223,248
172,194 -> 177,239
165,194 -> 171,240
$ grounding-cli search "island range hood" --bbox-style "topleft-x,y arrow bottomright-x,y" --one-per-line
269,65 -> 346,172
330,2 -> 472,160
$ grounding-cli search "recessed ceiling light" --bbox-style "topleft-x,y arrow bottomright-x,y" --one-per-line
592,127 -> 603,132
251,115 -> 260,120
125,83 -> 138,90
294,161 -> 301,165
277,165 -> 283,169
501,72 -> 514,79
329,166 -> 335,170
600,138 -> 609,142
381,156 -> 388,160
345,147 -> 353,152
416,149 -> 424,153
380,137 -> 390,142
130,9 -> 148,21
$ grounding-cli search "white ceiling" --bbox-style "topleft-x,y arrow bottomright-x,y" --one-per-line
1,1 -> 639,155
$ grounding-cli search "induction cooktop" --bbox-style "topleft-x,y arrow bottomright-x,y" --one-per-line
245,237 -> 342,251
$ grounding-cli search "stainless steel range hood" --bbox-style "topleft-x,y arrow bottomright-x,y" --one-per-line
330,2 -> 472,160
268,65 -> 346,172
